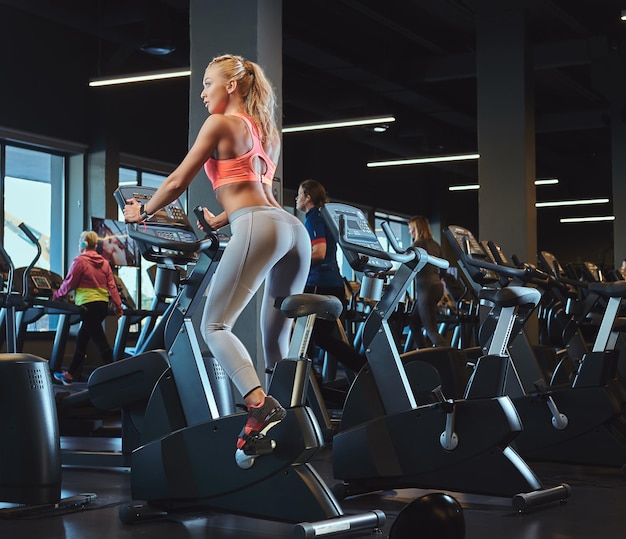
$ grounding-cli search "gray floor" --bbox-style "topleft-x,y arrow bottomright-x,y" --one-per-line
1,438 -> 625,539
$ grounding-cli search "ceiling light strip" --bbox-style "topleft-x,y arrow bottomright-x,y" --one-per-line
282,116 -> 396,133
560,216 -> 615,223
448,184 -> 479,191
449,179 -> 562,191
368,153 -> 479,168
89,69 -> 192,87
535,178 -> 559,185
536,198 -> 609,208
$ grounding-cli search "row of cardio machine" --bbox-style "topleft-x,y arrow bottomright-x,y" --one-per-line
0,262 -> 83,373
0,250 -> 168,371
1,191 -> 578,534
0,224 -> 179,455
439,223 -> 626,469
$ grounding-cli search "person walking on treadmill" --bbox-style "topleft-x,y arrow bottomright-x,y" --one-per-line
52,230 -> 124,385
122,54 -> 311,454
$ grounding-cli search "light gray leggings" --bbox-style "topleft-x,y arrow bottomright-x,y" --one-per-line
200,206 -> 311,398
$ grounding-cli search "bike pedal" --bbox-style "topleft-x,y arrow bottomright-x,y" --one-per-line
243,435 -> 277,456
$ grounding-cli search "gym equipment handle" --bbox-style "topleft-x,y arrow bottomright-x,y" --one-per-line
381,220 -> 449,269
193,205 -> 213,235
337,215 -> 449,269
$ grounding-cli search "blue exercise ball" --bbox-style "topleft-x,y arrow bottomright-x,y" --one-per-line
389,493 -> 465,539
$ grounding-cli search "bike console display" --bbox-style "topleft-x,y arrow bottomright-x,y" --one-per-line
321,203 -> 393,273
444,224 -> 499,284
113,186 -> 201,263
113,186 -> 198,244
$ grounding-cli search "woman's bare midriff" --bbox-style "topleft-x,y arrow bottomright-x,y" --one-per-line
215,181 -> 274,218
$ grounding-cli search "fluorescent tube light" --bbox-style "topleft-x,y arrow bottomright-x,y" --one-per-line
560,216 -> 615,223
282,116 -> 396,133
449,178 -> 560,191
89,68 -> 191,87
536,198 -> 609,208
367,153 -> 480,168
448,184 -> 479,191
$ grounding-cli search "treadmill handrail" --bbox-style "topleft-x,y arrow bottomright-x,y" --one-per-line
18,223 -> 42,302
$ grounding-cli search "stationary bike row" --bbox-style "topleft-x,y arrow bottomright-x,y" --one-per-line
318,203 -> 569,510
70,187 -> 383,534
444,224 -> 626,469
537,249 -> 626,383
483,236 -> 626,441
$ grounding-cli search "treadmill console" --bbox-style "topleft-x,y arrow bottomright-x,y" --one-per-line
13,267 -> 64,299
321,203 -> 393,273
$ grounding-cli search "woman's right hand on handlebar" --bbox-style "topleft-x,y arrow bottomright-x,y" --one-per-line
196,206 -> 216,231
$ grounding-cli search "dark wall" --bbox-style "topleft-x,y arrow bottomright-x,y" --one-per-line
0,8 -> 92,143
0,5 -> 188,163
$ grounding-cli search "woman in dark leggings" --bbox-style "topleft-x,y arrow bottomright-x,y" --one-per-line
407,216 -> 446,348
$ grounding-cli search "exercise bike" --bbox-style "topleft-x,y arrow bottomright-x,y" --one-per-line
445,224 -> 626,468
320,203 -> 570,510
100,187 -> 385,535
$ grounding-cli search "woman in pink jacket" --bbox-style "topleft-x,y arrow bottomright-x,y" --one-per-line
52,230 -> 123,385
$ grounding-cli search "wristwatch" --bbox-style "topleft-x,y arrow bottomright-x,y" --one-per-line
139,204 -> 150,221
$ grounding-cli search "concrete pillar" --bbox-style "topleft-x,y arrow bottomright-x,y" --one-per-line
473,0 -> 537,342
474,0 -> 537,264
592,52 -> 626,269
188,0 -> 283,389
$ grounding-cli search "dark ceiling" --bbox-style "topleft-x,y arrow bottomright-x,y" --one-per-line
2,0 -> 625,255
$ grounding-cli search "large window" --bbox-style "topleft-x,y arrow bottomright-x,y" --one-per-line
2,145 -> 64,271
1,143 -> 67,332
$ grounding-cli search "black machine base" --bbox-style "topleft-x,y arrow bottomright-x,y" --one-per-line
130,406 -> 346,523
0,493 -> 97,520
512,384 -> 626,466
333,366 -> 570,505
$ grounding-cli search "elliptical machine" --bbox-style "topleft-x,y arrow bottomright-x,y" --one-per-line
321,203 -> 570,510
101,187 -> 385,534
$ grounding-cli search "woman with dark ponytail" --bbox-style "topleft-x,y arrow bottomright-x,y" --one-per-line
296,179 -> 366,374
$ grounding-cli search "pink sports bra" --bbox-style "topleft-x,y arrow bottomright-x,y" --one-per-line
204,113 -> 276,190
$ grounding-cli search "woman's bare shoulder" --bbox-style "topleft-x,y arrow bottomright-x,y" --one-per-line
198,114 -> 235,139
